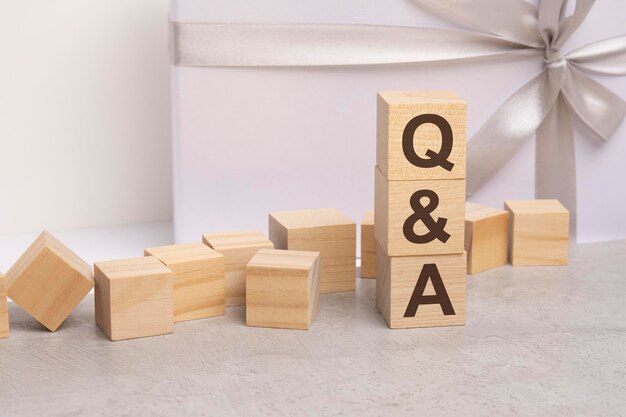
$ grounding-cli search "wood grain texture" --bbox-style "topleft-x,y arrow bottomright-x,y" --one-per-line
360,211 -> 376,278
0,273 -> 7,339
377,91 -> 466,181
202,230 -> 274,306
145,243 -> 225,322
505,200 -> 569,266
376,244 -> 466,329
94,256 -> 173,341
269,208 -> 356,293
465,202 -> 509,274
246,249 -> 320,330
375,167 -> 465,256
5,230 -> 94,331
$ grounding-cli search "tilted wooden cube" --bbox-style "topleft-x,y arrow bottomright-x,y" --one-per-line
94,256 -> 173,341
375,167 -> 465,257
376,244 -> 466,329
145,243 -> 225,322
377,91 -> 466,181
6,231 -> 94,331
0,273 -> 8,339
202,230 -> 273,306
246,249 -> 320,330
269,208 -> 356,293
360,211 -> 376,279
505,200 -> 569,266
465,202 -> 509,274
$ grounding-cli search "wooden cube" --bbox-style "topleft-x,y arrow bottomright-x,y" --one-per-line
202,230 -> 273,306
375,167 -> 465,257
94,256 -> 173,341
465,202 -> 509,274
246,249 -> 320,330
376,245 -> 466,329
505,200 -> 569,266
360,211 -> 376,278
269,208 -> 356,293
6,231 -> 94,331
377,91 -> 466,181
144,243 -> 225,322
0,273 -> 8,339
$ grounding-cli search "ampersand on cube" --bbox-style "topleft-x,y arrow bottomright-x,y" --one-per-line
403,189 -> 450,244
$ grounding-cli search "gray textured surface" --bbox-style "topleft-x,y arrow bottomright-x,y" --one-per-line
1,240 -> 625,416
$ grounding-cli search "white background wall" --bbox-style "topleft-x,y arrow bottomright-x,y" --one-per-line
0,0 -> 172,236
2,0 -> 625,243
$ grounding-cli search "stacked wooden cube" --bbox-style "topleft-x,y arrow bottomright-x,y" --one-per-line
375,91 -> 467,328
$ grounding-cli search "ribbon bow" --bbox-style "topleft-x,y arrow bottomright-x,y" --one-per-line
171,0 -> 626,232
450,0 -> 626,230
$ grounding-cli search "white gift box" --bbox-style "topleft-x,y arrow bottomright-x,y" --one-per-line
170,0 -> 626,245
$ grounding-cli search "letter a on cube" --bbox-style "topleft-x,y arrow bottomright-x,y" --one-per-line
376,245 -> 466,329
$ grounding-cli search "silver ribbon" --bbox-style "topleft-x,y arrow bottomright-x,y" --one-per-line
170,0 -> 626,232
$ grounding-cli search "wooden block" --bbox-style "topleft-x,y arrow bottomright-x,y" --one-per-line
376,244 -> 466,329
268,208 -> 356,293
202,230 -> 274,306
465,202 -> 510,274
0,273 -> 8,339
360,211 -> 376,278
246,249 -> 320,330
377,91 -> 466,181
504,200 -> 569,266
6,231 -> 94,332
375,167 -> 465,256
94,256 -> 173,341
144,243 -> 225,322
